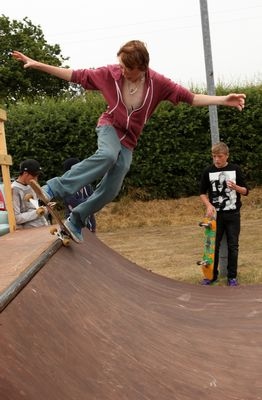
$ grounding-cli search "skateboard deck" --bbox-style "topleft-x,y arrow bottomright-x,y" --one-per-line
29,179 -> 76,246
196,214 -> 217,280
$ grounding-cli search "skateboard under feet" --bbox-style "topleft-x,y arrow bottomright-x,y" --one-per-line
29,179 -> 77,246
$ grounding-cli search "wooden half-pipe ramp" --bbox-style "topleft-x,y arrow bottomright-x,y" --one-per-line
0,229 -> 261,399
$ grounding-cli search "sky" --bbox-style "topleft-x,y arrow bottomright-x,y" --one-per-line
2,0 -> 262,88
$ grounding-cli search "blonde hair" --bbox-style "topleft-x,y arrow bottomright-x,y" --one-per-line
117,40 -> 149,71
211,142 -> 229,155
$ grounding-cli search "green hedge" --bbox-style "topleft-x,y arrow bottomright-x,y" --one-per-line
4,85 -> 262,199
5,94 -> 102,179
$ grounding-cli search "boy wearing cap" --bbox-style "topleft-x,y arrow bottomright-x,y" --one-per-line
11,159 -> 49,229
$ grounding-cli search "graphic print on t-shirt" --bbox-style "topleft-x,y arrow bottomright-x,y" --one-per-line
209,170 -> 237,211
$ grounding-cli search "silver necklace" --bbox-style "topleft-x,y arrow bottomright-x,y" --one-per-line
127,75 -> 145,95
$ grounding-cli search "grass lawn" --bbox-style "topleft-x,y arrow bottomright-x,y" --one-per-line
96,187 -> 262,285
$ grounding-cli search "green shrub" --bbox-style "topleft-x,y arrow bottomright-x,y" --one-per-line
4,85 -> 262,199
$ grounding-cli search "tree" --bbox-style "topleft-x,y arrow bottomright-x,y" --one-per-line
0,15 -> 71,104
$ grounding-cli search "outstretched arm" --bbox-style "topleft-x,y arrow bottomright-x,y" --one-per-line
12,51 -> 73,81
192,93 -> 246,111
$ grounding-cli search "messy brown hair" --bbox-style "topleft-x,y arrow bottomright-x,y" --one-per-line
117,40 -> 150,71
212,142 -> 229,155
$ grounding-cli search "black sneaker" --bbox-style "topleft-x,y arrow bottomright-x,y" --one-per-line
227,278 -> 238,287
201,278 -> 218,286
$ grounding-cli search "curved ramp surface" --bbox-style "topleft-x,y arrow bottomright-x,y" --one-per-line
1,230 -> 262,400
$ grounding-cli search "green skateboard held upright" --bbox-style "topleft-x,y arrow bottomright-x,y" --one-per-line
197,214 -> 217,280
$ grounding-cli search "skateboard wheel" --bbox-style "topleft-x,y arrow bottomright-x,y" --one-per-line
24,193 -> 34,202
199,222 -> 211,228
197,260 -> 209,266
62,238 -> 70,247
50,226 -> 58,235
36,207 -> 45,216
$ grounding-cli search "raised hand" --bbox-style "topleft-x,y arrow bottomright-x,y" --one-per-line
224,93 -> 246,111
11,51 -> 36,69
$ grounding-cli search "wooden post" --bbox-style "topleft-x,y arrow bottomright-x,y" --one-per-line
0,109 -> 16,232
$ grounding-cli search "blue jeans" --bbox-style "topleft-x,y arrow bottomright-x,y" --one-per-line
47,125 -> 133,227
213,211 -> 241,280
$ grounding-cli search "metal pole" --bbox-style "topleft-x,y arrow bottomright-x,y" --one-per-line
199,0 -> 227,277
199,0 -> 219,143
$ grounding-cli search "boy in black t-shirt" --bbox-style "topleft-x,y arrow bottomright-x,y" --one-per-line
199,142 -> 249,286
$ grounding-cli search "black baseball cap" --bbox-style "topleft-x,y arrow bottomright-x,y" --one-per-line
63,157 -> 80,172
19,159 -> 43,176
